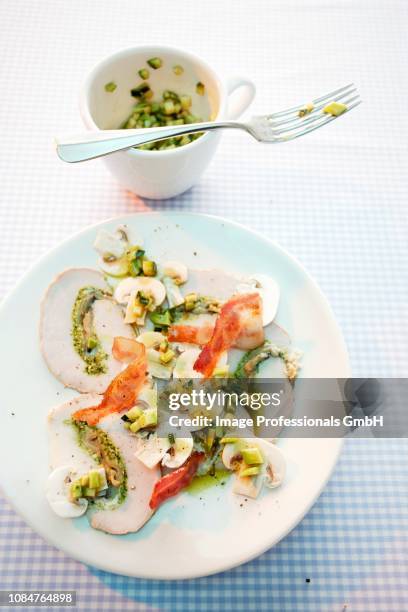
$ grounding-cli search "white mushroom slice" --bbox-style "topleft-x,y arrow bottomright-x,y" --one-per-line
114,277 -> 166,306
98,256 -> 129,278
93,227 -> 128,260
163,260 -> 188,285
236,274 -> 280,327
222,438 -> 286,498
137,331 -> 166,348
173,348 -> 228,379
233,474 -> 263,498
46,465 -> 88,518
91,413 -> 160,535
163,276 -> 185,308
134,434 -> 171,469
146,348 -> 173,379
221,441 -> 242,471
259,439 -> 286,488
40,269 -> 135,393
114,278 -> 140,304
162,436 -> 194,469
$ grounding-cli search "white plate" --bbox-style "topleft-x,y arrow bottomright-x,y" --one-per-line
0,212 -> 350,579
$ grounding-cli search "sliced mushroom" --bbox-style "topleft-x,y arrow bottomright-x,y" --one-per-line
98,257 -> 129,278
236,274 -> 280,327
161,435 -> 194,468
163,276 -> 185,308
114,277 -> 166,306
259,439 -> 286,488
134,434 -> 171,469
232,472 -> 264,498
163,261 -> 188,285
46,465 -> 89,518
222,438 -> 286,498
93,228 -> 128,261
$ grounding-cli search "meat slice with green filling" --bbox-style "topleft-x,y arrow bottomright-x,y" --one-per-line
40,268 -> 135,393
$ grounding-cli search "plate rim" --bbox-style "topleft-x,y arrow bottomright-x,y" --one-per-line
0,211 -> 349,579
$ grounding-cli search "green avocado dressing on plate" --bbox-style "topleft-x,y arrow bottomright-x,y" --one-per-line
187,469 -> 231,495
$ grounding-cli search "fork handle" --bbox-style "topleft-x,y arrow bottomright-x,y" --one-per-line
56,121 -> 241,163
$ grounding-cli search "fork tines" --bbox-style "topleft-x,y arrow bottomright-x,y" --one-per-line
266,83 -> 361,142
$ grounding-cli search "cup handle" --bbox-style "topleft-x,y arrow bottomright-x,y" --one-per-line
225,76 -> 256,120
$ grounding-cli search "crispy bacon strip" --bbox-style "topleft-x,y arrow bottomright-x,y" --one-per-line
73,337 -> 147,426
193,293 -> 263,378
149,452 -> 204,510
168,324 -> 214,345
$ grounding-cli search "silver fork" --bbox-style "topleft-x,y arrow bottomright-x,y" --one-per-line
56,84 -> 361,163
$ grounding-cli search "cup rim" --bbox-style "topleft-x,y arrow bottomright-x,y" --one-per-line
79,44 -> 226,158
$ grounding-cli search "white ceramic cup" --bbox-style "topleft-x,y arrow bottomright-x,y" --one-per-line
79,45 -> 255,200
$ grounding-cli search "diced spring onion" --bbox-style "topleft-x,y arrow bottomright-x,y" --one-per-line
80,474 -> 89,487
180,95 -> 192,110
147,57 -> 163,69
184,292 -> 198,311
298,103 -> 314,117
131,83 -> 152,98
323,101 -> 347,116
142,260 -> 157,276
241,447 -> 264,465
83,487 -> 96,498
159,349 -> 175,364
70,482 -> 83,500
196,82 -> 205,96
129,420 -> 143,433
149,310 -> 172,328
124,406 -> 143,422
87,336 -> 98,350
163,100 -> 176,115
89,470 -> 102,490
104,82 -> 117,93
123,78 -> 204,149
138,68 -> 150,80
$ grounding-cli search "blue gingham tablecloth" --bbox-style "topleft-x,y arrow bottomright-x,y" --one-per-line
0,0 -> 407,610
